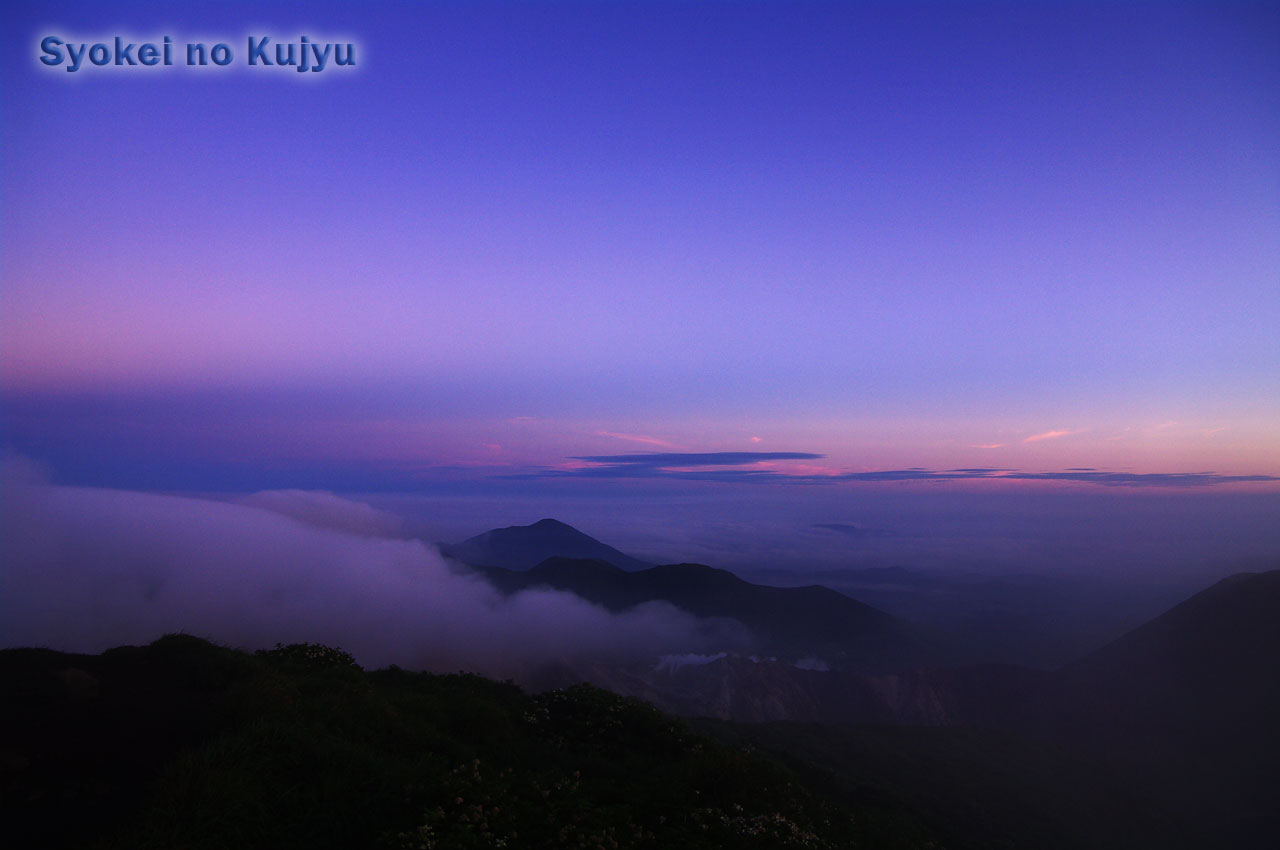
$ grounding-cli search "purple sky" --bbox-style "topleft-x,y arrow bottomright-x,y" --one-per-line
2,1 -> 1278,498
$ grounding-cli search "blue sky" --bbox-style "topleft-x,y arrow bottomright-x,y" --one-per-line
2,1 -> 1278,497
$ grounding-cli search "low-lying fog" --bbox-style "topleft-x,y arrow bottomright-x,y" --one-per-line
0,457 -> 747,676
4,455 -> 1278,671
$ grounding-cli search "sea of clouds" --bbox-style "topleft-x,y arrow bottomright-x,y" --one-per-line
0,456 -> 745,679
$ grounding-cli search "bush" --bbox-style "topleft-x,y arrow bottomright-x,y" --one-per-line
255,642 -> 362,670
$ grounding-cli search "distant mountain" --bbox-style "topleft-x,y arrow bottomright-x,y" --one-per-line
747,565 -> 1198,669
559,568 -> 1280,847
1065,569 -> 1280,713
814,568 -> 1280,743
1050,570 -> 1280,845
480,556 -> 938,672
441,518 -> 653,571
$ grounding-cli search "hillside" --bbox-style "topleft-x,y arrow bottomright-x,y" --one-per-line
701,721 -> 1200,850
5,570 -> 1276,849
481,556 -> 938,671
0,635 -> 938,850
510,567 -> 1280,848
1051,570 -> 1280,845
1064,569 -> 1280,726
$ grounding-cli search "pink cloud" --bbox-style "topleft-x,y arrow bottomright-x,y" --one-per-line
595,431 -> 679,448
1023,429 -> 1074,443
751,461 -> 838,477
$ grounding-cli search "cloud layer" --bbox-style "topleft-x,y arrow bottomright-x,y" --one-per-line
0,461 -> 744,677
516,452 -> 1278,487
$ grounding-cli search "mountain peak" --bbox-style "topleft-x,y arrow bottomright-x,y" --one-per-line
530,518 -> 575,530
441,520 -> 652,572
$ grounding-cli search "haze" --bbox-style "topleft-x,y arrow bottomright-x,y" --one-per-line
2,1 -> 1277,655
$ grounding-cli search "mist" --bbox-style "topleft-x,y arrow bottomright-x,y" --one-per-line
0,459 -> 746,678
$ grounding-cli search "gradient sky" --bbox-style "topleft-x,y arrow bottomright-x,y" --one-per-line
2,1 -> 1278,495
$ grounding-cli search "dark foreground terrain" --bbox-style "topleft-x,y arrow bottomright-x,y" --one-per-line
2,635 -> 937,850
4,570 -> 1276,849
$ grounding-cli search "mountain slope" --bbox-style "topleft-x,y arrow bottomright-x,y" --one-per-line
481,557 -> 937,671
645,570 -> 1280,849
441,519 -> 653,571
1065,569 -> 1280,708
1053,569 -> 1280,753
1050,569 -> 1280,846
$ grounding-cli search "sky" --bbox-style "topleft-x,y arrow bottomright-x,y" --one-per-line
2,2 -> 1279,572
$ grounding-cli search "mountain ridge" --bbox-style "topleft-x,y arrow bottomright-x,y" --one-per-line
479,555 -> 939,673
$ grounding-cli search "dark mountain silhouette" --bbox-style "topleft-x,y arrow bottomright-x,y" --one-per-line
480,556 -> 938,672
0,636 -> 939,850
441,518 -> 652,571
511,567 -> 1279,848
701,720 -> 1199,850
1064,569 -> 1280,724
864,568 -> 1280,848
1047,569 -> 1280,847
615,566 -> 1280,736
751,565 -> 1199,669
579,569 -> 1280,848
6,565 -> 1274,849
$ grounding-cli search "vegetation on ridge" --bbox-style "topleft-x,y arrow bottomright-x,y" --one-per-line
1,635 -> 938,850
